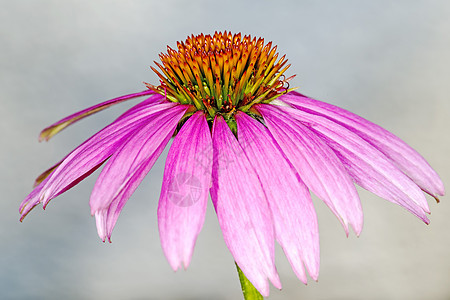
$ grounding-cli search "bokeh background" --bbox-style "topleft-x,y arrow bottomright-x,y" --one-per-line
1,1 -> 449,299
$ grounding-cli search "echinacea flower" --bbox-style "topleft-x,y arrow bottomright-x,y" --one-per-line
20,32 -> 444,297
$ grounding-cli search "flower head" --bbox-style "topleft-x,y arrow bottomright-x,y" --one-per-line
20,32 -> 444,297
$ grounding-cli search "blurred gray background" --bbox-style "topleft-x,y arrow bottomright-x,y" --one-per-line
1,1 -> 449,299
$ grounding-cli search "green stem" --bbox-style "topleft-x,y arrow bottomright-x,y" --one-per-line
235,263 -> 264,300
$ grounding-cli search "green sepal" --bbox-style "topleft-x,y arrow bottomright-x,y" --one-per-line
236,263 -> 264,300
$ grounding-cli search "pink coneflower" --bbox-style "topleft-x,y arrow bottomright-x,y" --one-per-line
20,32 -> 444,297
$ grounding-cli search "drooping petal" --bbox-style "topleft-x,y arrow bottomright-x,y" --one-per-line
257,104 -> 363,236
95,140 -> 169,242
33,94 -> 165,187
280,105 -> 430,222
210,116 -> 280,297
21,159 -> 106,219
33,163 -> 60,187
90,103 -> 189,231
158,111 -> 212,270
20,178 -> 49,220
39,101 -> 176,208
115,94 -> 165,120
235,111 -> 320,283
280,92 -> 445,198
39,90 -> 155,141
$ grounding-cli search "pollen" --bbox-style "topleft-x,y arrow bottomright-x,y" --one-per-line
146,31 -> 295,119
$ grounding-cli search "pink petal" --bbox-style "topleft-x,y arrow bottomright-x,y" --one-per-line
158,111 -> 212,270
280,92 -> 445,198
282,105 -> 430,222
235,112 -> 320,283
21,157 -> 106,219
33,95 -> 165,188
90,104 -> 189,240
210,116 -> 280,297
115,94 -> 166,120
33,163 -> 60,187
20,178 -> 49,220
257,104 -> 363,236
39,90 -> 156,141
96,140 -> 169,242
39,101 -> 176,208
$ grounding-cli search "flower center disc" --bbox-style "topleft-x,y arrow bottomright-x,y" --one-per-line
146,31 -> 294,119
